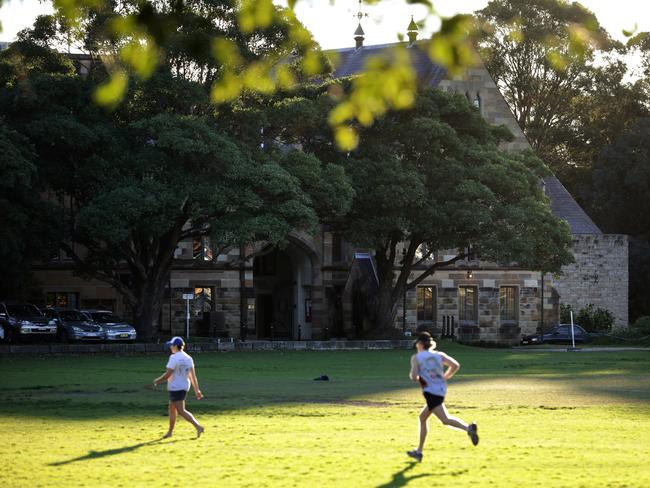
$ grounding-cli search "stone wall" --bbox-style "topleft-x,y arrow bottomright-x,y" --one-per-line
394,269 -> 555,344
438,64 -> 531,153
552,234 -> 629,327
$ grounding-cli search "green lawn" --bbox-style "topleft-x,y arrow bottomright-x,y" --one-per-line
2,344 -> 649,487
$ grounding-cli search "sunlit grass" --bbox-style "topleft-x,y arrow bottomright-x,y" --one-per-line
2,344 -> 650,487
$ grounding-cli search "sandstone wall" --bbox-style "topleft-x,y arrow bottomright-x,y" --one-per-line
552,234 -> 629,327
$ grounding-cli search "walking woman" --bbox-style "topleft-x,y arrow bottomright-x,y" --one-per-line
153,336 -> 205,439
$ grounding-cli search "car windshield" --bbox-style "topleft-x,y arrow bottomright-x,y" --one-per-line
90,312 -> 123,323
59,311 -> 86,321
6,304 -> 42,316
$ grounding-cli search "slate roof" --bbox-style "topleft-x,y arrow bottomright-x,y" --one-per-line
543,176 -> 601,234
330,42 -> 447,87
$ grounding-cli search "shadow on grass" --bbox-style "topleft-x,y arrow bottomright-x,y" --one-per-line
375,462 -> 431,488
48,437 -> 190,466
3,348 -> 650,420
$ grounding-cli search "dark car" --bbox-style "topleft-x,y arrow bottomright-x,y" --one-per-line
80,310 -> 137,342
521,324 -> 597,345
0,302 -> 58,343
43,308 -> 105,342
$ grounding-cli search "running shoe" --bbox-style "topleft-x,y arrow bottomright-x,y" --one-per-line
468,422 -> 479,446
407,449 -> 423,462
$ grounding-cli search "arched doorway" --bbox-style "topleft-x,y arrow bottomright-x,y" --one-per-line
253,239 -> 315,339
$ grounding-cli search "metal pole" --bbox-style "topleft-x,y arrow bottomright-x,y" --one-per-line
185,297 -> 190,340
570,310 -> 576,349
539,271 -> 544,344
402,287 -> 407,334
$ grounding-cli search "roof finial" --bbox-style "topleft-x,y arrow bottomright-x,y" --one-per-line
407,15 -> 419,46
353,0 -> 368,49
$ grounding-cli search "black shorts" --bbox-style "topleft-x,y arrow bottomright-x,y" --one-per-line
169,390 -> 187,402
423,392 -> 445,410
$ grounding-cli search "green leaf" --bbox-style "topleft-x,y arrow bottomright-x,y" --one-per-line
93,70 -> 129,108
120,39 -> 158,79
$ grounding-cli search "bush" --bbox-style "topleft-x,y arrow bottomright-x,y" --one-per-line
592,307 -> 615,332
575,304 -> 614,333
589,325 -> 650,346
560,303 -> 573,323
632,316 -> 650,335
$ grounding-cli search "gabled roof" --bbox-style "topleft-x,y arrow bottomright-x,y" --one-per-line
543,176 -> 602,234
329,42 -> 446,88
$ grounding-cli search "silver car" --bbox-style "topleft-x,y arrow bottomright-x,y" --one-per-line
80,310 -> 137,342
44,308 -> 105,342
0,302 -> 57,342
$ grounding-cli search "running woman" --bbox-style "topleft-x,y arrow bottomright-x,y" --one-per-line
153,336 -> 205,439
407,332 -> 478,462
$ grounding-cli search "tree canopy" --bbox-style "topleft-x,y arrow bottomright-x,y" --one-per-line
0,24 -> 352,338
269,85 -> 574,333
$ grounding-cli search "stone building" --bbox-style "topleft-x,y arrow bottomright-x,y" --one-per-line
29,21 -> 628,343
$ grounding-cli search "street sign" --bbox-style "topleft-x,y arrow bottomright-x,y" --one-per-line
182,293 -> 193,300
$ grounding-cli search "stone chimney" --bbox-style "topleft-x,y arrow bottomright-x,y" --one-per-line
407,16 -> 418,46
354,22 -> 365,50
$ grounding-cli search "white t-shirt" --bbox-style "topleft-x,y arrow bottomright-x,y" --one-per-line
416,350 -> 447,397
166,350 -> 194,392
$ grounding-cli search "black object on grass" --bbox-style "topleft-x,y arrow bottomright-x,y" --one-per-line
313,375 -> 330,381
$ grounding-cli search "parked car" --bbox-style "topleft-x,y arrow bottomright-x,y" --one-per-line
521,324 -> 599,345
0,302 -> 57,343
43,308 -> 105,342
80,310 -> 137,342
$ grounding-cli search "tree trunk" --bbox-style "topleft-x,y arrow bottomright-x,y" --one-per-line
373,282 -> 399,334
366,258 -> 402,338
132,279 -> 166,341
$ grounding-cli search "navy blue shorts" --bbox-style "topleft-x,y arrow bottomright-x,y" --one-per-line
168,390 -> 187,402
423,392 -> 445,410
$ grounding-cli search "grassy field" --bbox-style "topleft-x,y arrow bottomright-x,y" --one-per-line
2,343 -> 649,487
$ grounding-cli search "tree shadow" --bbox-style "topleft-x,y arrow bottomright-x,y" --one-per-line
48,437 -> 190,466
4,349 -> 650,421
375,462 -> 432,488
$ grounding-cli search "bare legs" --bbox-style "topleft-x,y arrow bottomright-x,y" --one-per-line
431,403 -> 469,432
416,406 -> 431,453
163,402 -> 177,438
416,403 -> 470,453
163,400 -> 204,439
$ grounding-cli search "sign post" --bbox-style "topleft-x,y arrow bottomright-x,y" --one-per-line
182,292 -> 193,340
569,310 -> 576,349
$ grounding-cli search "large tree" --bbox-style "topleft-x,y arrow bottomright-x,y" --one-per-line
0,121 -> 61,299
474,0 -> 618,167
475,0 -> 650,218
592,118 -> 650,241
272,85 -> 574,334
0,20 -> 351,338
592,118 -> 650,321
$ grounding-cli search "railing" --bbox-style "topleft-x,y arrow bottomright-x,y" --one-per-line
441,315 -> 456,340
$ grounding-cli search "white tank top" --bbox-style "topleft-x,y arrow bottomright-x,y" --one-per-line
416,350 -> 447,397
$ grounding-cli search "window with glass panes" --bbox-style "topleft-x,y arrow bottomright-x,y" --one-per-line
192,287 -> 213,317
192,237 -> 213,261
499,286 -> 518,324
417,286 -> 436,322
458,286 -> 477,323
46,292 -> 79,309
